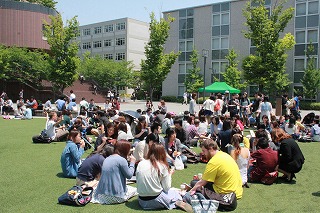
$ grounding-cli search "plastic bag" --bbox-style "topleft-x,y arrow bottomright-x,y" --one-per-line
174,156 -> 184,170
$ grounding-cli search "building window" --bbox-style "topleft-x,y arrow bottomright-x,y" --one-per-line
104,39 -> 112,47
93,41 -> 101,48
212,61 -> 228,81
179,9 -> 194,39
82,42 -> 91,50
116,53 -> 125,60
116,38 -> 126,46
116,22 -> 126,31
94,26 -> 101,34
178,40 -> 193,62
83,28 -> 91,36
104,53 -> 113,60
104,24 -> 114,33
178,86 -> 186,97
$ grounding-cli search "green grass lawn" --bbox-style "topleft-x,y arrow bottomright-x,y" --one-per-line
1,118 -> 320,212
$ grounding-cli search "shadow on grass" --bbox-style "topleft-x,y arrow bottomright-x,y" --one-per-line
125,199 -> 141,211
125,199 -> 171,212
312,191 -> 320,197
276,178 -> 297,185
56,172 -> 75,179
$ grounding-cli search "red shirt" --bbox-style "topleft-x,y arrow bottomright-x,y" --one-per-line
250,148 -> 278,182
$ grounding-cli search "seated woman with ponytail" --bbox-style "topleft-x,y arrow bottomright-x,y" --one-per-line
229,133 -> 250,187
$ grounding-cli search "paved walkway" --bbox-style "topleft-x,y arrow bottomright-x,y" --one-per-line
106,100 -> 319,119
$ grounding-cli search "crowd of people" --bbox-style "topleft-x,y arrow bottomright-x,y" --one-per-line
0,90 -> 37,119
3,88 -> 317,211
50,90 -> 318,211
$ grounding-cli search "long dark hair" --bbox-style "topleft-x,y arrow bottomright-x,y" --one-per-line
231,134 -> 243,159
88,144 -> 114,158
222,119 -> 231,131
146,143 -> 169,176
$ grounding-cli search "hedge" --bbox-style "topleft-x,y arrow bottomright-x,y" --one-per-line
300,101 -> 320,110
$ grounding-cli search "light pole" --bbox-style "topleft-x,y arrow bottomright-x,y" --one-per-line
202,49 -> 209,101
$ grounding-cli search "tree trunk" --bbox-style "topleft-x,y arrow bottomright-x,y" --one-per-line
259,84 -> 264,93
149,86 -> 153,101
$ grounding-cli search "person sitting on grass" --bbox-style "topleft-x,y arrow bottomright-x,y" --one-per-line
76,144 -> 114,188
310,118 -> 320,142
136,143 -> 182,210
248,137 -> 278,183
45,111 -> 69,142
229,133 -> 250,187
92,140 -> 137,204
60,129 -> 85,178
164,128 -> 188,168
183,139 -> 242,212
284,116 -> 300,140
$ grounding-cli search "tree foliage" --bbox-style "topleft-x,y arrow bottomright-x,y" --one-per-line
184,49 -> 203,93
140,12 -> 179,100
14,0 -> 57,9
301,44 -> 320,100
223,49 -> 246,91
0,45 -> 49,84
78,53 -> 134,91
43,15 -> 80,93
242,0 -> 294,95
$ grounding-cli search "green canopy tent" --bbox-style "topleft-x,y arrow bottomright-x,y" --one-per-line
198,82 -> 240,94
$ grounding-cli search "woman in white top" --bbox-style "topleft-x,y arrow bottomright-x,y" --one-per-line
229,133 -> 250,187
136,143 -> 181,210
284,117 -> 300,140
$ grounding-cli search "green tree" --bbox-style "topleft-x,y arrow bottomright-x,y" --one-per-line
184,49 -> 203,93
301,44 -> 320,100
223,49 -> 246,91
242,0 -> 294,95
43,15 -> 80,93
14,0 -> 57,9
0,45 -> 49,83
140,12 -> 179,100
78,53 -> 134,91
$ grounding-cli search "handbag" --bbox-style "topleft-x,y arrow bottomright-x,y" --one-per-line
203,188 -> 237,211
191,199 -> 219,213
174,156 -> 184,170
58,185 -> 93,206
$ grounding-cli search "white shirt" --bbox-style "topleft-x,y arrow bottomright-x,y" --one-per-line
79,100 -> 89,109
133,140 -> 146,161
136,160 -> 171,196
203,99 -> 215,111
46,120 -> 56,140
70,93 -> 76,101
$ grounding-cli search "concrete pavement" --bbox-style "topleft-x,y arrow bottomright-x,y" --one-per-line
107,100 -> 319,119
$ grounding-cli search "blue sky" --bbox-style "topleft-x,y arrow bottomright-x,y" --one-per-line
56,0 -> 226,25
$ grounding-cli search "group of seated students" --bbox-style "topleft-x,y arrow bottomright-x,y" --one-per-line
57,100 -> 317,211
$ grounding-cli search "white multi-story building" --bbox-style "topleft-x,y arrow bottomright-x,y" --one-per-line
162,0 -> 320,100
76,17 -> 149,71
